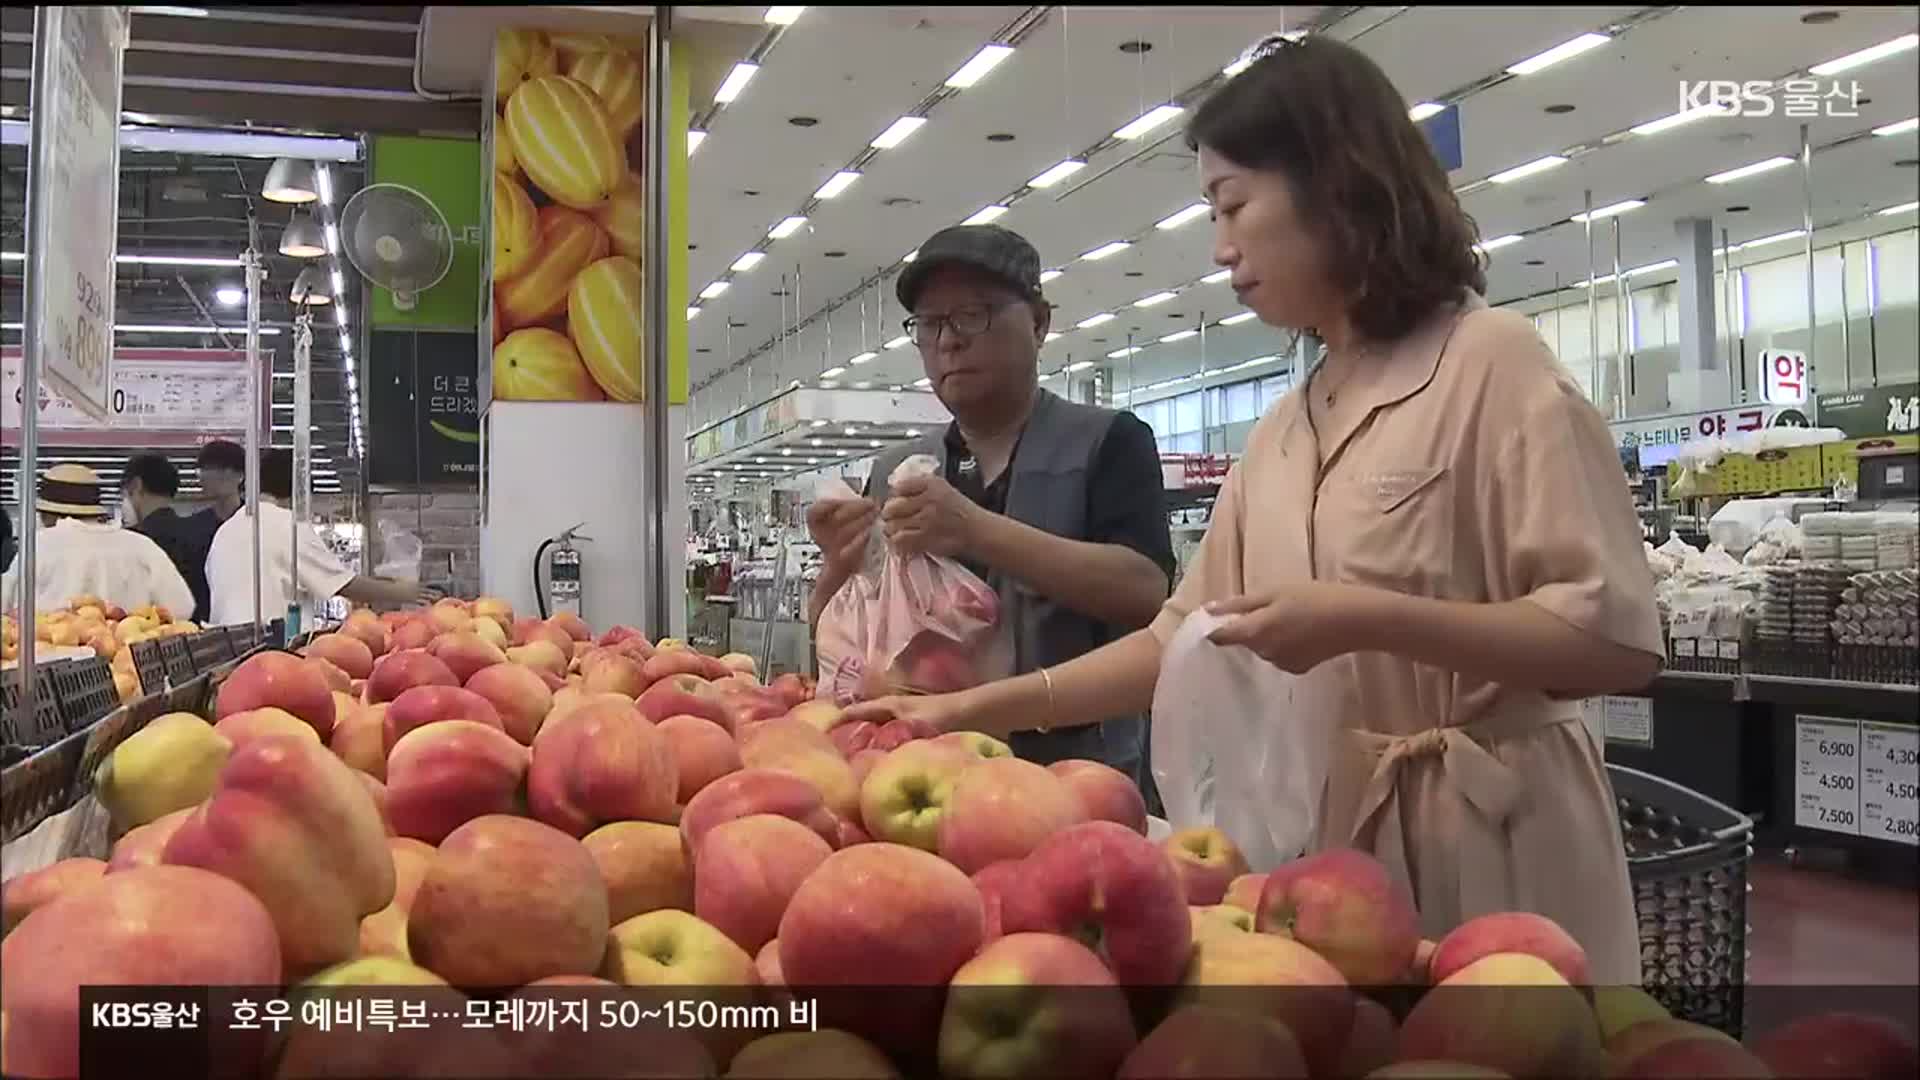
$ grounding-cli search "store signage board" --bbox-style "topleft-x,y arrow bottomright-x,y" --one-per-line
1,348 -> 253,447
1815,381 -> 1920,438
1584,696 -> 1654,749
365,329 -> 481,489
1609,404 -> 1786,452
687,387 -> 950,468
1859,721 -> 1918,847
1795,715 -> 1861,837
26,6 -> 129,423
1759,349 -> 1808,406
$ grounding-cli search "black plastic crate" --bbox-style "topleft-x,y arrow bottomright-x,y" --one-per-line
157,635 -> 197,683
49,655 -> 120,734
2,663 -> 72,750
0,727 -> 89,844
129,638 -> 170,696
188,628 -> 236,673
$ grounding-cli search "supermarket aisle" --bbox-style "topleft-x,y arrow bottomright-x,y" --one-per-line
1745,852 -> 1920,984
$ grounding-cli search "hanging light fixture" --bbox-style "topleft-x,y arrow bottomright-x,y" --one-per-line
278,209 -> 327,258
290,265 -> 335,306
262,157 -> 319,203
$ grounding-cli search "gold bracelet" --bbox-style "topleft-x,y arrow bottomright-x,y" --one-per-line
1037,666 -> 1057,734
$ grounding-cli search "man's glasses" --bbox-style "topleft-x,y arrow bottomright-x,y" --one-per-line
902,299 -> 1021,346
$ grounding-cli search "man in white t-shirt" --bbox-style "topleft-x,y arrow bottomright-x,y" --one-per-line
0,463 -> 196,617
207,449 -> 438,626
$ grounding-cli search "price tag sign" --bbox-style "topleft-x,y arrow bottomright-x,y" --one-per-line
1860,722 -> 1919,847
1795,716 -> 1861,836
1600,696 -> 1654,747
26,6 -> 128,423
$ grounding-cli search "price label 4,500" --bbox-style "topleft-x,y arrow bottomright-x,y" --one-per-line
1860,722 -> 1919,848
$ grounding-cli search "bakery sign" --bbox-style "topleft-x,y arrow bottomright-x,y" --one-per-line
1610,404 -> 1789,451
1815,381 -> 1920,439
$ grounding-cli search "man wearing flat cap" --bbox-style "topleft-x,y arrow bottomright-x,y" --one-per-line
808,224 -> 1176,806
1,462 -> 195,617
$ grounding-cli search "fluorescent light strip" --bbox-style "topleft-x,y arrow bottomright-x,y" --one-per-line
0,251 -> 247,266
1738,230 -> 1807,251
1475,234 -> 1525,253
848,352 -> 877,366
1570,199 -> 1645,223
1109,347 -> 1142,358
1809,32 -> 1918,76
714,62 -> 760,105
1631,103 -> 1732,137
1113,104 -> 1184,141
1506,32 -> 1610,76
1028,159 -> 1086,189
1219,311 -> 1258,326
768,216 -> 807,240
1872,117 -> 1918,137
1155,202 -> 1209,230
687,130 -> 708,156
1160,329 -> 1199,344
1134,291 -> 1177,308
0,120 -> 359,162
1408,102 -> 1445,122
0,322 -> 280,335
871,116 -> 927,149
1064,361 -> 1094,374
1080,241 -> 1131,262
820,366 -> 847,379
947,44 -> 1015,89
731,252 -> 765,273
813,170 -> 859,199
884,335 -> 912,350
1075,313 -> 1115,329
1039,269 -> 1063,284
962,205 -> 1009,226
1202,269 -> 1231,285
687,306 -> 701,320
1043,332 -> 1062,343
1878,200 -> 1919,217
1488,155 -> 1567,184
700,281 -> 730,300
1705,156 -> 1793,184
764,6 -> 806,25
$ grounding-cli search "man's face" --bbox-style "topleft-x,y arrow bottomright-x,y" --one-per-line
200,465 -> 240,499
912,267 -> 1047,416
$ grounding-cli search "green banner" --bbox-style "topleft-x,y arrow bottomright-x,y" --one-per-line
1816,381 -> 1920,438
368,135 -> 484,330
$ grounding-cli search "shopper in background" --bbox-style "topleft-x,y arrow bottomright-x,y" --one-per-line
0,463 -> 195,618
196,439 -> 247,522
1,507 -> 13,576
121,453 -> 218,624
846,35 -> 1661,984
809,223 -> 1177,806
206,448 -> 440,625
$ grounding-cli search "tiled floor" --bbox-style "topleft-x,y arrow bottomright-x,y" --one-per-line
1746,848 -> 1919,984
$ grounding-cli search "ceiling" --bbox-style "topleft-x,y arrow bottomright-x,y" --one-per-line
682,4 -> 1920,434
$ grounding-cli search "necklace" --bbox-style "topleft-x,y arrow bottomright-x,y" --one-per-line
1314,340 -> 1376,408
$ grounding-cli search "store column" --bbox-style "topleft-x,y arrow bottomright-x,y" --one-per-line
1668,216 -> 1721,414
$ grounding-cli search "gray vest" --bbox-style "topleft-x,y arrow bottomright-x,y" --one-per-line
867,389 -> 1149,777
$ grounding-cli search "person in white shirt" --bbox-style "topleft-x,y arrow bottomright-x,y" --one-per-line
0,463 -> 196,618
206,449 -> 438,626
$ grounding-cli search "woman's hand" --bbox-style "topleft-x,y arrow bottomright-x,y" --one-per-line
1204,583 -> 1382,673
842,691 -> 973,738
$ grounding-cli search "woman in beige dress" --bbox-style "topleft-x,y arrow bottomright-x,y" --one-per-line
849,34 -> 1664,985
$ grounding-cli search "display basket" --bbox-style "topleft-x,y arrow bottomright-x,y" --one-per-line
1,662 -> 68,752
1,726 -> 88,845
49,655 -> 120,735
158,634 -> 198,684
188,627 -> 237,673
1610,763 -> 1752,1038
129,638 -> 170,697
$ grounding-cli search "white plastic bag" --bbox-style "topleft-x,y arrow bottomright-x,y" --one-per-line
1150,609 -> 1342,872
373,519 -> 423,582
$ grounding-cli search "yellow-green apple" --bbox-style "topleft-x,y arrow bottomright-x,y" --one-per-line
694,813 -> 834,954
390,617 -> 436,652
464,661 -> 553,745
1046,759 -> 1148,834
330,699 -> 387,779
426,631 -> 509,684
636,673 -> 734,732
215,650 -> 337,738
471,614 -> 510,650
409,815 -> 609,986
105,807 -> 195,873
528,699 -> 678,835
657,714 -> 741,803
1,858 -> 106,936
340,610 -> 390,657
938,933 -> 1137,1080
1396,953 -> 1605,1078
1164,827 -> 1251,905
1118,1004 -> 1310,1080
471,596 -> 514,633
1179,929 -> 1353,1074
357,837 -> 435,960
547,611 -> 593,642
1257,848 -> 1419,986
1223,873 -> 1265,914
857,740 -> 974,851
1750,1012 -> 1919,1080
367,648 -> 459,704
931,731 -> 1013,760
1428,911 -> 1590,987
1340,996 -> 1400,1078
0,865 -> 281,1077
385,719 -> 530,843
602,908 -> 761,986
937,757 -> 1087,874
778,843 -> 984,1057
305,953 -> 447,987
727,1030 -> 900,1079
681,769 -> 840,855
1189,904 -> 1255,942
507,639 -> 571,679
93,711 -> 231,831
1000,821 -> 1193,986
582,651 -> 650,698
740,718 -> 860,821
303,632 -> 374,680
384,684 -> 505,754
215,706 -> 322,751
584,821 -> 691,923
787,699 -> 845,734
162,734 -> 393,973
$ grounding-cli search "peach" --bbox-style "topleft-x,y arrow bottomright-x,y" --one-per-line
1397,953 -> 1604,1078
162,734 -> 394,973
330,698 -> 387,779
389,617 -> 436,653
1258,848 -> 1419,986
938,933 -> 1137,1080
214,706 -> 322,750
581,651 -> 650,698
694,814 -> 834,955
1750,1012 -> 1920,1079
409,815 -> 610,986
583,821 -> 692,924
464,661 -> 554,746
304,632 -> 374,680
357,837 -> 436,960
1180,930 -> 1354,1075
367,648 -> 459,704
1429,911 -> 1590,988
507,639 -> 571,678
1223,872 -> 1265,914
385,720 -> 530,844
858,739 -> 975,851
1047,759 -> 1149,834
1002,821 -> 1193,987
528,699 -> 678,836
1119,1004 -> 1309,1079
681,769 -> 840,855
215,650 -> 337,739
0,865 -> 281,1077
2,858 -> 107,935
937,757 -> 1087,874
384,684 -> 504,754
657,714 -> 741,803
426,631 -> 509,684
105,807 -> 195,873
340,611 -> 390,657
1165,826 -> 1251,906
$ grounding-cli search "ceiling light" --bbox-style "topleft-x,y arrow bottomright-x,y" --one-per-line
947,44 -> 1015,88
1629,259 -> 1678,278
1878,200 -> 1919,216
1506,32 -> 1610,76
1488,155 -> 1568,184
884,335 -> 912,349
700,281 -> 730,300
868,440 -> 884,449
1043,331 -> 1062,343
1160,329 -> 1198,343
290,265 -> 334,306
687,306 -> 701,320
330,269 -> 345,296
764,6 -> 805,24
1155,202 -> 1209,230
1039,269 -> 1063,284
813,170 -> 859,199
1064,361 -> 1094,374
1705,156 -> 1793,184
732,251 -> 766,272
261,157 -> 319,203
1872,117 -> 1919,137
1028,159 -> 1086,189
769,216 -> 808,240
1738,230 -> 1807,251
1809,32 -> 1918,76
962,205 -> 1009,226
1076,312 -> 1115,329
687,130 -> 708,156
322,223 -> 340,256
0,321 -> 281,335
849,352 -> 877,365
1630,103 -> 1732,137
1109,346 -> 1142,359
1113,104 -> 1184,141
820,366 -> 847,378
1080,241 -> 1131,261
1474,234 -> 1525,252
335,303 -> 348,327
871,116 -> 927,149
1408,102 -> 1445,122
853,381 -> 873,390
1202,269 -> 1231,285
338,331 -> 352,352
1134,291 -> 1177,308
1219,311 -> 1258,326
1570,199 -> 1645,223
278,209 -> 327,258
715,62 -> 760,105
214,286 -> 244,307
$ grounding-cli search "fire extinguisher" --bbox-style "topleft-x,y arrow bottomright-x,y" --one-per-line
534,523 -> 590,620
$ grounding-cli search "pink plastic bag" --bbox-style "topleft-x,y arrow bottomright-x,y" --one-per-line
815,456 -> 1001,705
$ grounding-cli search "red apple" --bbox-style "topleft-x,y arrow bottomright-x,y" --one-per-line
1000,820 -> 1192,986
1429,911 -> 1590,988
389,618 -> 436,653
383,684 -> 504,754
636,674 -> 734,733
1180,929 -> 1354,1075
657,714 -> 742,804
680,769 -> 840,855
972,859 -> 1027,944
694,814 -> 834,955
1047,759 -> 1149,834
1398,953 -> 1604,1078
1164,827 -> 1251,906
936,757 -> 1087,874
426,631 -> 509,684
303,633 -> 374,680
215,651 -> 336,739
1750,1012 -> 1918,1080
1258,848 -> 1419,986
1118,1005 -> 1309,1079
527,699 -> 678,836
366,648 -> 459,705
464,661 -> 554,745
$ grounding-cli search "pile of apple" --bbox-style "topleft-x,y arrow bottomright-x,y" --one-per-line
6,596 -> 201,703
3,598 -> 1916,1078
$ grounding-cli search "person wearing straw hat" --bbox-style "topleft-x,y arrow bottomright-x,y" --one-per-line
0,462 -> 195,618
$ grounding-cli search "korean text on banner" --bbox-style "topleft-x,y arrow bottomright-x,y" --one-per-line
2,349 -> 254,446
29,6 -> 128,422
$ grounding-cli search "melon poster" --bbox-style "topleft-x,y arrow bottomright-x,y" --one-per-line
484,29 -> 645,403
